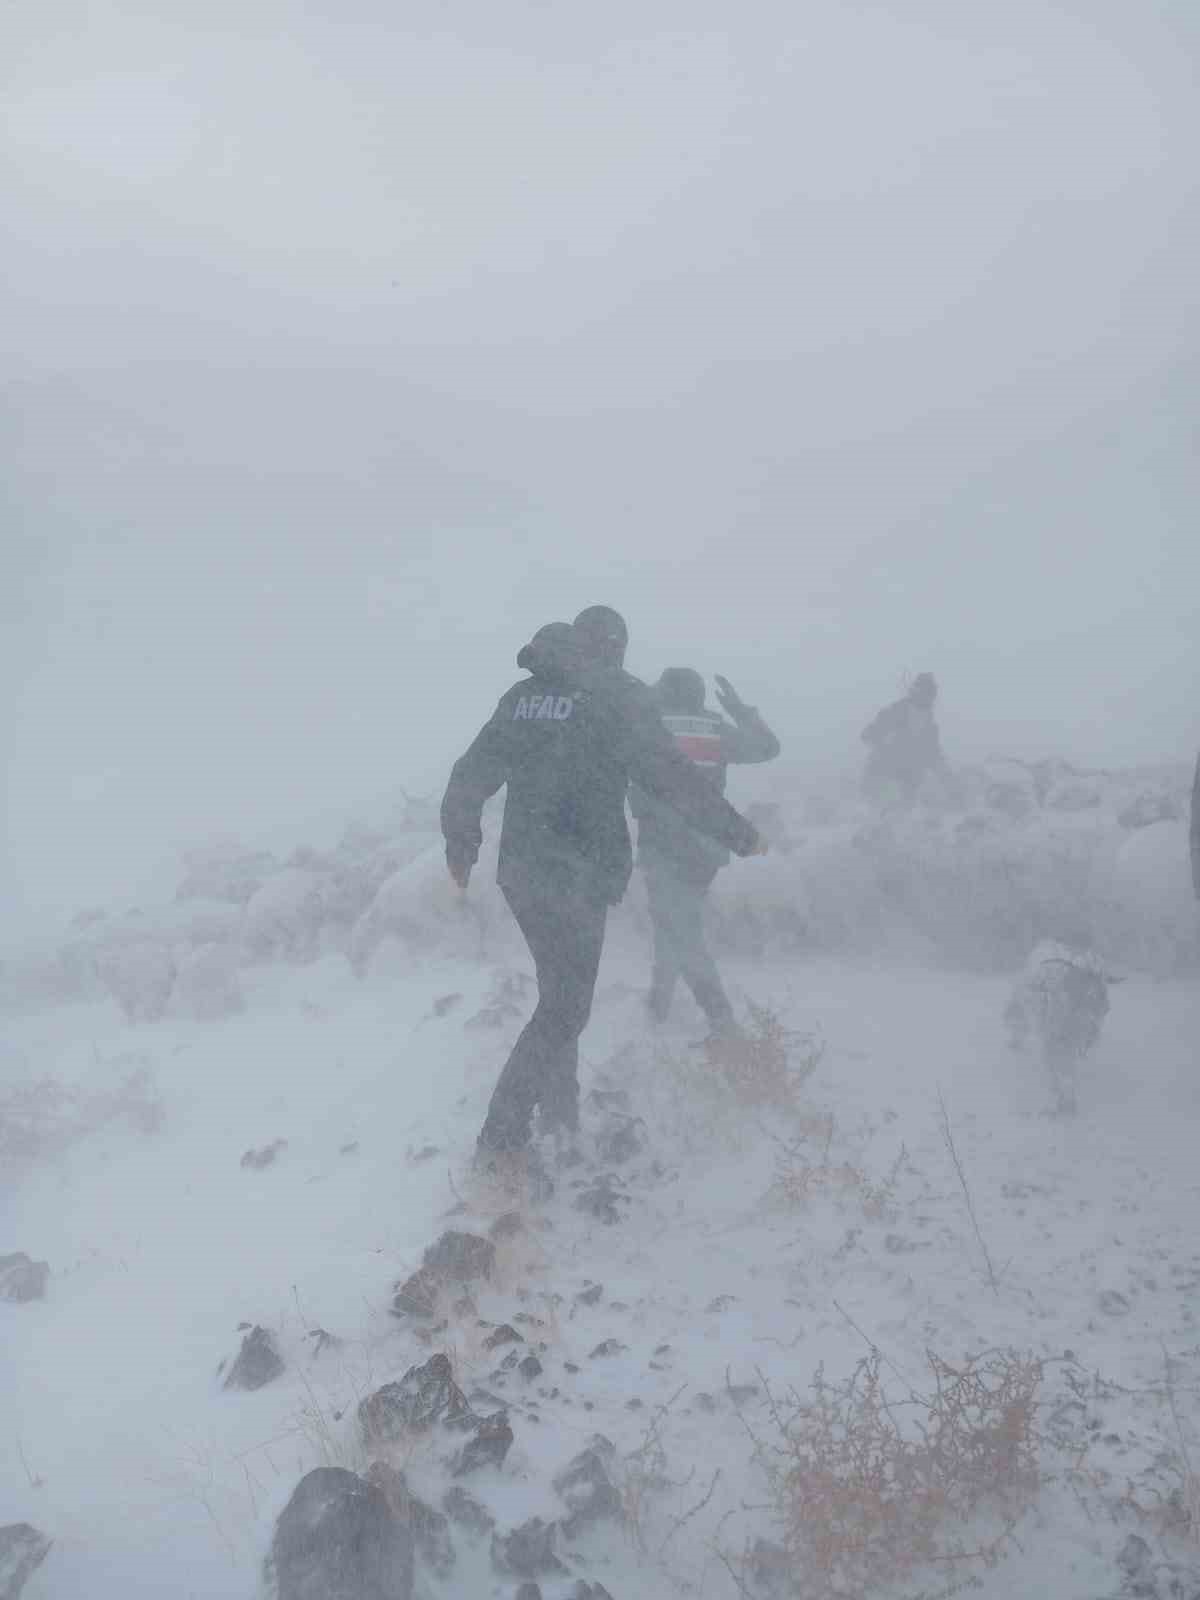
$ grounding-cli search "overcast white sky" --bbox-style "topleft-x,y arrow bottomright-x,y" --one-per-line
3,0 -> 1198,939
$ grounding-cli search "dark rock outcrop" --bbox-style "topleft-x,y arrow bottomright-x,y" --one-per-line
573,1177 -> 630,1225
421,1230 -> 496,1282
440,1485 -> 495,1537
491,1517 -> 563,1579
392,1230 -> 495,1318
390,1266 -> 444,1319
268,1467 -> 413,1600
222,1325 -> 284,1391
554,1437 -> 621,1537
0,1254 -> 48,1304
0,1524 -> 52,1600
452,1411 -> 513,1476
365,1464 -> 455,1578
484,1323 -> 524,1350
358,1354 -> 471,1444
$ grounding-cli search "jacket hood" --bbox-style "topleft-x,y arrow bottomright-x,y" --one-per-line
517,622 -> 580,684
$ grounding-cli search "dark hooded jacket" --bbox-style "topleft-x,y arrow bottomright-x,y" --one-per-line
441,629 -> 760,906
861,691 -> 944,791
630,669 -> 780,882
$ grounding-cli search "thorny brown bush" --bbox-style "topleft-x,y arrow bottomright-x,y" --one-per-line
739,1348 -> 1042,1599
702,1003 -> 824,1113
767,1115 -> 907,1222
650,1005 -> 825,1156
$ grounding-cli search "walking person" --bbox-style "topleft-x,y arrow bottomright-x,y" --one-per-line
861,672 -> 948,809
440,608 -> 766,1170
630,668 -> 780,1035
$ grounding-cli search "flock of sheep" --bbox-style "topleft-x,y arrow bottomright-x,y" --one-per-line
3,761 -> 1194,1027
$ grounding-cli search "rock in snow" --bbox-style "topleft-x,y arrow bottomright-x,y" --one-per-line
421,1229 -> 496,1281
0,1524 -> 52,1600
221,1324 -> 284,1391
491,1517 -> 563,1579
358,1354 -> 472,1443
553,1437 -> 622,1537
440,1485 -> 495,1537
365,1464 -> 455,1579
268,1467 -> 413,1600
0,1254 -> 48,1304
391,1230 -> 496,1318
451,1410 -> 513,1476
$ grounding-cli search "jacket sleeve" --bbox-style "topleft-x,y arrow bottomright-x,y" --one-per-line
440,701 -> 512,875
611,685 -> 759,856
862,701 -> 899,747
718,707 -> 781,765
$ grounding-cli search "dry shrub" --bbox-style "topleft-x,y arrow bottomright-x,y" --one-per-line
705,1003 -> 824,1112
767,1116 -> 907,1222
744,1348 -> 1042,1599
1081,1348 -> 1200,1551
652,1006 -> 825,1156
616,1388 -> 681,1554
613,1386 -> 721,1561
1160,1349 -> 1200,1549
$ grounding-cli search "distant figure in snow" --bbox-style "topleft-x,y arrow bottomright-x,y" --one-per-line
441,607 -> 767,1173
1191,751 -> 1200,900
861,672 -> 948,808
630,668 -> 780,1036
1004,938 -> 1112,1115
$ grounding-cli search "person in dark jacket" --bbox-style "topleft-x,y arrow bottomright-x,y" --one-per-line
630,668 -> 780,1032
441,608 -> 766,1162
861,672 -> 947,808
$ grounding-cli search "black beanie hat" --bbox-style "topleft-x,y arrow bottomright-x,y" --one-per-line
655,668 -> 706,714
573,605 -> 628,666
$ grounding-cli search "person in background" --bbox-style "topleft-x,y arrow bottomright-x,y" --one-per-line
861,672 -> 948,808
630,668 -> 779,1036
440,608 -> 767,1174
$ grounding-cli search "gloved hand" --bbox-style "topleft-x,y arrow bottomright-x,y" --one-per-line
714,674 -> 754,720
447,852 -> 472,890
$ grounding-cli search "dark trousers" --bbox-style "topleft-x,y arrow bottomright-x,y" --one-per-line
643,857 -> 733,1027
478,883 -> 609,1153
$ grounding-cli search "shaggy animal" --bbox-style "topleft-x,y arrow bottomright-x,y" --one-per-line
1004,940 -> 1112,1114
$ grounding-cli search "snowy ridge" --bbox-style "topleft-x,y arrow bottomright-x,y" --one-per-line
1,774 -> 1198,1598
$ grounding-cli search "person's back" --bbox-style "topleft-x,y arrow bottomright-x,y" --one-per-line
862,673 -> 944,803
441,610 -> 764,1165
629,667 -> 779,1033
443,629 -> 760,908
631,668 -> 780,882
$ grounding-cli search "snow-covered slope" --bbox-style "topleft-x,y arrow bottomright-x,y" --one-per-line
2,779 -> 1198,1599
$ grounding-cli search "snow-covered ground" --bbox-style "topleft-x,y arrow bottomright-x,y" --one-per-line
2,788 -> 1198,1599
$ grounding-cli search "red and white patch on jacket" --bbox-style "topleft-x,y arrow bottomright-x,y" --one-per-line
662,713 -> 723,768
